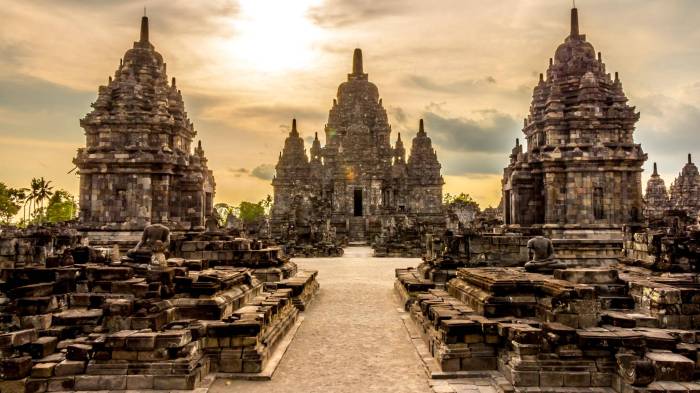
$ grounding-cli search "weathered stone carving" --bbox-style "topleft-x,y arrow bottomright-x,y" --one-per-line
524,235 -> 566,273
502,7 -> 646,237
73,15 -> 215,232
271,49 -> 444,246
126,223 -> 170,263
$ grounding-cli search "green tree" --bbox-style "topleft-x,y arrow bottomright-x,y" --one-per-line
443,192 -> 480,210
33,177 -> 54,224
45,190 -> 77,223
214,203 -> 238,226
238,201 -> 265,224
0,183 -> 23,224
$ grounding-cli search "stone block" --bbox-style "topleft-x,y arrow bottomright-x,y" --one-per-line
564,371 -> 591,387
126,374 -> 154,389
47,376 -> 74,392
31,363 -> 56,378
74,375 -> 101,390
646,351 -> 695,382
153,373 -> 197,390
25,336 -> 58,359
539,371 -> 564,387
26,378 -> 48,393
125,332 -> 156,350
0,356 -> 33,380
53,359 -> 86,376
0,378 -> 28,393
66,343 -> 92,361
510,370 -> 539,386
0,328 -> 38,348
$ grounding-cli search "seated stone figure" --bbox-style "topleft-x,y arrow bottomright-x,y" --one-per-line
524,235 -> 566,273
127,223 -> 170,263
204,211 -> 222,233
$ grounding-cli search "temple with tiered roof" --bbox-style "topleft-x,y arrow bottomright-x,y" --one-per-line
73,15 -> 216,232
502,7 -> 646,239
271,49 -> 444,242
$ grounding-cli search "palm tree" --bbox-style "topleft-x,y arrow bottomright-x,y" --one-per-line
34,177 -> 53,224
27,178 -> 41,224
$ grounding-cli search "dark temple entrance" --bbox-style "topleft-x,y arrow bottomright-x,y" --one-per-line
353,189 -> 363,216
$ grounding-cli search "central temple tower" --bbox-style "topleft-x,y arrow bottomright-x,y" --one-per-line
271,49 -> 444,241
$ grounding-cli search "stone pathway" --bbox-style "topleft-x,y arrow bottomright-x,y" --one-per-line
210,246 -> 432,393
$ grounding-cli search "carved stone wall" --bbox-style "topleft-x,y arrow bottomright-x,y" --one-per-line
74,16 -> 215,231
502,8 -> 646,237
271,49 -> 444,241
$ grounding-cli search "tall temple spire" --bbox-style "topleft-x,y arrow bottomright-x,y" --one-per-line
352,48 -> 363,75
291,118 -> 298,136
689,153 -> 693,164
418,118 -> 425,135
653,162 -> 658,176
570,6 -> 579,38
140,14 -> 149,43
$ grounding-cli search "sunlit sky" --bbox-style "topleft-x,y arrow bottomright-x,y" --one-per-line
1,0 -> 700,208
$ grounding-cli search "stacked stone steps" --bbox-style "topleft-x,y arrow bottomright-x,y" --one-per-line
348,217 -> 366,242
554,268 -> 636,311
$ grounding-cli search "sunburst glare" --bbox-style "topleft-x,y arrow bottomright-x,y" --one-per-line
231,0 -> 323,73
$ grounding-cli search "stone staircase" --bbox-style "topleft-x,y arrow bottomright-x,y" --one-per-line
348,217 -> 367,242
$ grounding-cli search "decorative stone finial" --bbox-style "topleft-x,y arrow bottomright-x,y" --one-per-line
172,77 -> 176,88
140,15 -> 149,43
352,48 -> 363,75
291,118 -> 298,136
570,7 -> 579,38
539,73 -> 544,83
614,72 -> 619,83
397,132 -> 402,142
689,153 -> 693,164
419,119 -> 425,134
314,132 -> 319,140
598,52 -> 602,62
653,162 -> 658,176
516,138 -> 520,147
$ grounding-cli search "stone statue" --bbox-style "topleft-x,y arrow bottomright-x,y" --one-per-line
205,211 -> 221,233
127,223 -> 170,263
524,236 -> 566,273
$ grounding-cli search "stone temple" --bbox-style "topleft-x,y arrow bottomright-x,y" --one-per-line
73,15 -> 216,233
271,49 -> 444,242
502,7 -> 646,239
669,154 -> 700,219
643,162 -> 669,222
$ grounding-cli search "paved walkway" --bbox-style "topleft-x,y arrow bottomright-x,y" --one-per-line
210,246 -> 432,393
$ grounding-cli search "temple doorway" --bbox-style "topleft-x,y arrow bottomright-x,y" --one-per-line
353,189 -> 363,216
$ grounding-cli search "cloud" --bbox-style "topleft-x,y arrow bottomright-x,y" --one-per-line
230,104 -> 326,129
388,106 -> 407,126
0,75 -> 93,112
251,164 -> 275,181
439,150 -> 506,177
423,109 -> 520,154
403,74 -> 497,94
307,0 -> 407,28
228,167 -> 249,178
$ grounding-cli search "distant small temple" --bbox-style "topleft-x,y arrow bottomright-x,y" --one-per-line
73,15 -> 216,231
270,49 -> 445,242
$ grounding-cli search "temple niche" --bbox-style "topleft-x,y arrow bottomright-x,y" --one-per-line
271,49 -> 444,246
73,15 -> 215,232
502,7 -> 646,239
